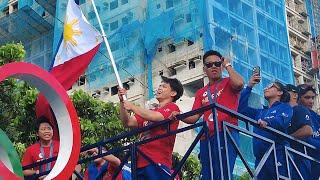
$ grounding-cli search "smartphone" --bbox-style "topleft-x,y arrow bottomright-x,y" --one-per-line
252,66 -> 260,82
252,66 -> 260,76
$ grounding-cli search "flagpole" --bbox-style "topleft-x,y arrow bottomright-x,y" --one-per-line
90,0 -> 127,100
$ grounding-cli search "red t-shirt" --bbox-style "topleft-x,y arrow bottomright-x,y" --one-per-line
21,140 -> 59,171
192,77 -> 239,136
135,102 -> 180,169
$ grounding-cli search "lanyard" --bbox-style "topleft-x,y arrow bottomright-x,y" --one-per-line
206,79 -> 222,104
39,141 -> 54,173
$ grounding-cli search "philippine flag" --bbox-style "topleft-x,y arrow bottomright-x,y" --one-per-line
35,0 -> 102,139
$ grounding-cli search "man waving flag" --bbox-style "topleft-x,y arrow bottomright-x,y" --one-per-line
35,0 -> 102,139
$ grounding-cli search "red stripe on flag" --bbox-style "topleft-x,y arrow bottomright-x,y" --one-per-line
36,44 -> 100,140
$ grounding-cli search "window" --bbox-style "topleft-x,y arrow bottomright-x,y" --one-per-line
103,2 -> 109,10
123,82 -> 130,90
78,75 -> 86,86
187,40 -> 194,46
110,0 -> 118,10
110,20 -> 118,31
3,7 -> 9,15
88,11 -> 95,20
159,70 -> 164,76
166,0 -> 173,9
168,67 -> 177,76
186,13 -> 191,23
168,44 -> 176,53
110,41 -> 120,51
111,86 -> 118,96
12,2 -> 18,13
121,0 -> 128,5
122,17 -> 128,25
189,61 -> 195,69
103,22 -> 109,31
92,91 -> 101,98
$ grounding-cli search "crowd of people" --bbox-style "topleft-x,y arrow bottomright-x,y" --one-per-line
21,50 -> 320,179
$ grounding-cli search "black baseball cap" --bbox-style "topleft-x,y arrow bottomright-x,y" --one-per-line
285,84 -> 299,93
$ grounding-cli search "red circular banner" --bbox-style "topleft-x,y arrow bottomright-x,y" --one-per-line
0,62 -> 81,179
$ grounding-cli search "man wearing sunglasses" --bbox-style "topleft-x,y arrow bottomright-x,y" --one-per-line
297,84 -> 320,179
238,73 -> 292,180
175,50 -> 244,179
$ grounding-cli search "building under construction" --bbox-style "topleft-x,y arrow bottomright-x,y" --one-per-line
0,0 -> 319,178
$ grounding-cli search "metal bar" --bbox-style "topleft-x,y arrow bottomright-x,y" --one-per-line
204,121 -> 214,180
72,170 -> 83,180
211,104 -> 224,179
286,146 -> 320,163
171,128 -> 205,178
286,148 -> 304,180
224,124 -> 232,179
78,144 -> 131,164
112,152 -> 131,180
131,143 -> 137,180
215,103 -> 315,149
224,125 -> 254,177
23,101 -> 320,177
135,122 -> 205,147
253,144 -> 276,178
273,143 -> 280,180
136,148 -> 171,176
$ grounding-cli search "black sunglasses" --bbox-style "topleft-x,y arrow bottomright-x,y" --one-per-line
204,61 -> 222,68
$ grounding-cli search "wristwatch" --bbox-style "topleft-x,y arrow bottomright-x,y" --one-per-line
224,62 -> 232,68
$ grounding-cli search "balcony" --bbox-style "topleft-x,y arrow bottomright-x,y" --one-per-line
35,0 -> 56,16
0,5 -> 53,45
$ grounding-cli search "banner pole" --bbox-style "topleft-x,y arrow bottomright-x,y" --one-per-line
90,0 -> 126,100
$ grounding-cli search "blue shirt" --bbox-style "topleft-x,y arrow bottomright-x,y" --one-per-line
307,110 -> 320,153
87,162 -> 109,180
238,87 -> 293,157
288,105 -> 311,135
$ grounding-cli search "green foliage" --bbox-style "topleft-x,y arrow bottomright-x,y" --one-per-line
238,172 -> 250,180
71,90 -> 135,149
0,42 -> 25,65
0,79 -> 38,157
173,152 -> 201,180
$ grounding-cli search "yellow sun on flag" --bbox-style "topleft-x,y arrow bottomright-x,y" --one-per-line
63,16 -> 82,47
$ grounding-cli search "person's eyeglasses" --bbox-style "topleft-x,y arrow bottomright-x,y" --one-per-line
204,61 -> 222,68
266,83 -> 280,91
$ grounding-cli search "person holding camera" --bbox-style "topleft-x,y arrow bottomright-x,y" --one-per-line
238,72 -> 293,180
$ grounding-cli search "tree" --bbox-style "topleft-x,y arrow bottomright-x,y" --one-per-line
71,90 -> 134,148
173,152 -> 201,179
0,42 -> 25,65
0,42 -> 35,157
